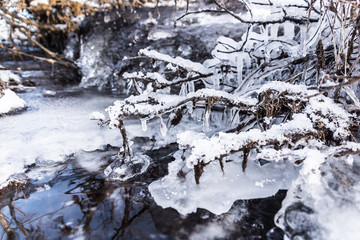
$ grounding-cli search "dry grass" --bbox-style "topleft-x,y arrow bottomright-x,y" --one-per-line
0,0 -> 158,69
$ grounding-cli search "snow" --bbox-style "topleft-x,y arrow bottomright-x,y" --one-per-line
30,0 -> 49,7
71,0 -> 86,3
181,12 -> 241,26
0,19 -> 10,41
147,28 -> 176,41
3,1 -> 355,238
105,87 -> 258,129
305,95 -> 350,140
55,24 -> 67,31
178,113 -> 315,168
89,111 -> 105,121
0,89 -> 26,114
144,79 -> 356,216
139,49 -> 211,75
0,67 -> 21,83
123,71 -> 172,86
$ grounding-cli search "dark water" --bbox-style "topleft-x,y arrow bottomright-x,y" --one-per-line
0,144 -> 285,240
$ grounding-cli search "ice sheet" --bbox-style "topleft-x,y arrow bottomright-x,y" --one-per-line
0,89 -> 121,188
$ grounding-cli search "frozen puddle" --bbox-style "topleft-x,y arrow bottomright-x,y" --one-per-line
149,150 -> 299,215
0,88 -> 122,188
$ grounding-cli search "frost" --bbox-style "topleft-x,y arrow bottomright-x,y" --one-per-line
108,74 -> 355,215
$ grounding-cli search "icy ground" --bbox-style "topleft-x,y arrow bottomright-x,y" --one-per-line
0,87 -> 122,188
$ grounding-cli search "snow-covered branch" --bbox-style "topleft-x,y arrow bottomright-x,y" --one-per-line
99,0 -> 360,224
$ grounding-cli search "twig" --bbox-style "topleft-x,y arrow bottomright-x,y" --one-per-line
177,9 -> 227,21
307,75 -> 360,98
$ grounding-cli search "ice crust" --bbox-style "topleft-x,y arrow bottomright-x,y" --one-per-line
0,91 -> 122,188
149,150 -> 299,215
104,154 -> 151,181
275,145 -> 360,240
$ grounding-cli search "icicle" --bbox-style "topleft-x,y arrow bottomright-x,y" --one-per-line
344,86 -> 360,108
212,75 -> 220,89
236,54 -> 244,85
133,79 -> 143,94
179,83 -> 187,96
187,81 -> 195,93
203,109 -> 210,132
141,118 -> 148,132
186,101 -> 194,115
159,115 -> 168,137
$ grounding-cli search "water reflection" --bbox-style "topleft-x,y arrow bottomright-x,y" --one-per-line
0,149 -> 285,240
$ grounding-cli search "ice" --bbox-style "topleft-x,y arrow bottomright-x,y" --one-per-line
149,150 -> 299,215
203,108 -> 210,132
275,151 -> 360,240
76,32 -> 113,90
0,90 -> 121,188
141,118 -> 148,132
189,223 -> 228,240
178,113 -> 316,168
104,154 -> 151,181
159,115 -> 167,137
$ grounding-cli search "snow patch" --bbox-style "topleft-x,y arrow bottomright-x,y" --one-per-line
0,89 -> 26,114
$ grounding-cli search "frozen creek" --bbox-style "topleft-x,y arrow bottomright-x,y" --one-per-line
0,82 -> 287,239
1,4 -> 360,240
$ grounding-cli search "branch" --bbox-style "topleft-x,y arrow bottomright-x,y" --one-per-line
139,49 -> 211,75
107,88 -> 254,123
177,9 -> 227,21
123,71 -> 213,90
213,0 -> 320,24
307,75 -> 360,97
